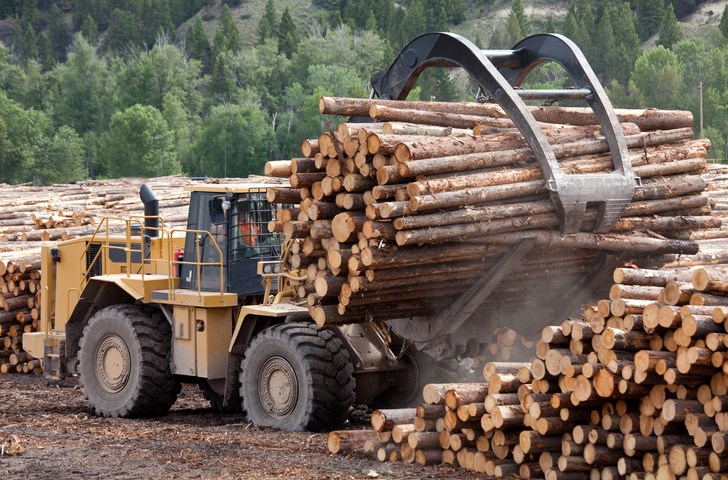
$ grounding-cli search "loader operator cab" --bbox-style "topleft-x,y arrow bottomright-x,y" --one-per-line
179,185 -> 282,298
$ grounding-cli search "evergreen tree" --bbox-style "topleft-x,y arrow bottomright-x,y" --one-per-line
609,1 -> 641,85
403,0 -> 427,44
51,34 -> 112,137
17,0 -> 39,25
474,31 -> 483,49
570,0 -> 595,59
277,7 -> 298,58
104,8 -> 142,52
387,7 -> 407,49
364,10 -> 377,31
545,15 -> 556,33
48,4 -> 70,62
721,5 -> 728,39
185,15 -> 211,70
36,32 -> 55,70
594,12 -> 619,83
510,0 -> 530,36
505,10 -> 525,46
72,0 -> 93,29
430,6 -> 448,32
563,11 -> 591,61
657,3 -> 682,49
213,5 -> 242,55
142,0 -> 174,47
80,14 -> 99,45
258,0 -> 277,44
208,50 -> 238,104
20,23 -> 38,61
636,0 -> 665,41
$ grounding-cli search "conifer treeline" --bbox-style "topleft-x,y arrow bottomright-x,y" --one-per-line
0,0 -> 725,187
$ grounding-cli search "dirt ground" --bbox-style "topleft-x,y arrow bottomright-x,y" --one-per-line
0,374 -> 485,480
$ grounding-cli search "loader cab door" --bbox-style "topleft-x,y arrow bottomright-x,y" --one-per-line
226,191 -> 280,296
179,190 -> 281,298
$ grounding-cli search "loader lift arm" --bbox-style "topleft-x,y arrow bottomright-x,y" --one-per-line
370,32 -> 640,235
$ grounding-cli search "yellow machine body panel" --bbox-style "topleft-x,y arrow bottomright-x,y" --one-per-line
173,305 -> 233,378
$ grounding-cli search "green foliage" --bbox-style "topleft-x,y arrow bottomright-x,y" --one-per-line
289,25 -> 388,94
631,46 -> 684,109
104,8 -> 141,52
191,102 -> 273,177
50,34 -> 113,136
658,3 -> 682,49
213,5 -> 242,55
2,0 -> 728,182
636,0 -> 665,41
162,91 -> 197,174
185,15 -> 211,71
101,104 -> 180,177
38,126 -> 87,184
116,40 -> 202,113
80,15 -> 99,45
227,39 -> 291,114
258,0 -> 277,44
141,0 -> 174,47
277,7 -> 299,58
48,4 -> 71,62
19,23 -> 39,61
721,5 -> 728,40
37,32 -> 55,70
0,91 -> 51,184
510,0 -> 529,36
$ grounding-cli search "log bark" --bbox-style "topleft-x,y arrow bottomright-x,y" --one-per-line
319,97 -> 694,131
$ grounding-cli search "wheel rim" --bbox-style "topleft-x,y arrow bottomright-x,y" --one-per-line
95,334 -> 131,393
258,356 -> 298,418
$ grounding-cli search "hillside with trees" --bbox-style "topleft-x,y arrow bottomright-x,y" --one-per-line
0,0 -> 726,185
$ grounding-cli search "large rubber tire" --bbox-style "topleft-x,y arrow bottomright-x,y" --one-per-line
240,322 -> 355,431
78,304 -> 180,417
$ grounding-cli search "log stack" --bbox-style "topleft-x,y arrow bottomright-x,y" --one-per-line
316,98 -> 728,476
267,97 -> 710,357
328,263 -> 728,478
0,257 -> 42,374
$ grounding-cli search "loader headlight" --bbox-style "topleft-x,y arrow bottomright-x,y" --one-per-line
260,261 -> 282,275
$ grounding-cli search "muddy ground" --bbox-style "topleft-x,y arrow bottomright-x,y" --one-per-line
0,374 -> 485,480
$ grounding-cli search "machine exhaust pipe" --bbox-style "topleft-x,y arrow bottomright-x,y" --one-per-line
139,184 -> 160,237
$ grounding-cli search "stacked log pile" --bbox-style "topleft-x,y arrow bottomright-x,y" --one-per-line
313,98 -> 728,476
265,98 -> 709,356
0,257 -> 42,374
328,263 -> 728,478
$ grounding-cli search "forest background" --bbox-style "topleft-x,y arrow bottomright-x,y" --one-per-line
0,0 -> 725,185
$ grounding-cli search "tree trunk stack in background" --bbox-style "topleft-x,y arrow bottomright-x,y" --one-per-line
266,97 -> 717,356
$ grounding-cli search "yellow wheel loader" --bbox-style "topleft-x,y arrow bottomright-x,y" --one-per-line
24,182 -> 428,431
